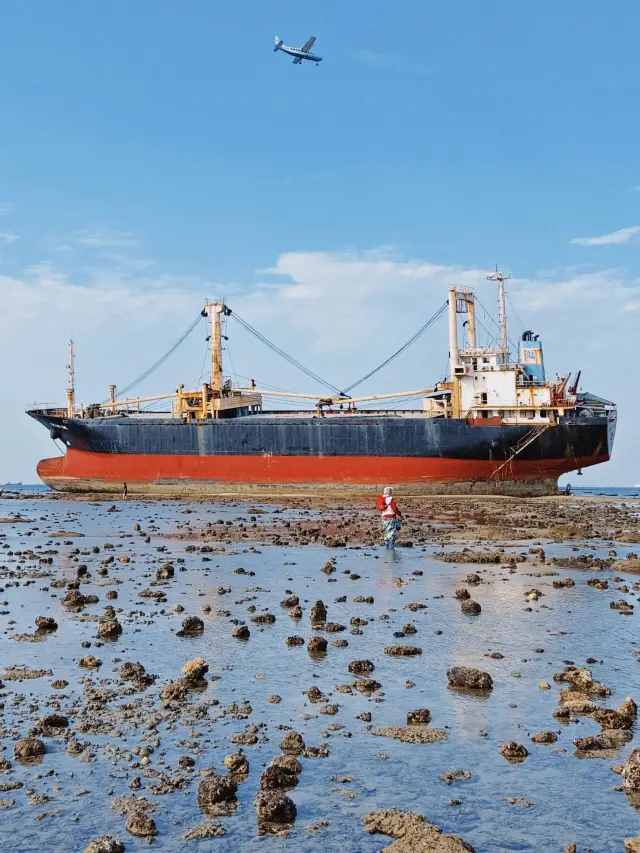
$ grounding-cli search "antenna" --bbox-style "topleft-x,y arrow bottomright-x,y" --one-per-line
65,339 -> 75,417
485,267 -> 511,364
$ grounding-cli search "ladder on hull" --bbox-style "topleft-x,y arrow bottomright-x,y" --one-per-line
491,424 -> 551,480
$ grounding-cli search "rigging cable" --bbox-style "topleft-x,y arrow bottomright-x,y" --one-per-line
230,311 -> 341,395
113,314 -> 204,401
506,292 -> 526,335
340,301 -> 447,395
474,295 -> 519,355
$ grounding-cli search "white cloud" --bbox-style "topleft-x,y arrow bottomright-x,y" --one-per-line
570,226 -> 640,246
75,228 -> 139,248
0,202 -> 14,215
0,231 -> 19,243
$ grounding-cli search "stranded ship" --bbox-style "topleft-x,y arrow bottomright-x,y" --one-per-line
27,272 -> 616,496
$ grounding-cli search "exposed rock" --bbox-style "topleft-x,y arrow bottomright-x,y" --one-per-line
179,616 -> 204,635
355,679 -> 382,694
255,790 -> 297,827
156,563 -> 175,580
373,727 -> 448,744
62,589 -> 89,608
562,698 -> 597,715
183,822 -> 225,840
35,616 -> 58,631
260,764 -> 298,790
454,588 -> 470,600
1,666 -> 52,681
197,775 -> 238,814
281,595 -> 299,608
79,656 -> 102,669
407,709 -> 431,725
84,837 -> 125,853
461,599 -> 481,614
14,738 -> 45,760
610,599 -> 634,611
594,707 -> 634,730
553,666 -> 610,696
306,686 -> 324,703
35,713 -> 69,735
307,637 -> 328,654
435,549 -> 521,565
251,612 -> 276,625
98,619 -> 122,639
595,697 -> 637,730
271,755 -> 302,774
160,680 -> 188,704
182,658 -> 209,683
311,600 -> 327,623
125,812 -> 157,838
623,748 -> 640,791
224,753 -> 249,775
280,731 -> 305,754
362,809 -> 474,852
440,769 -> 472,785
447,667 -> 493,690
119,662 -> 155,688
385,645 -> 422,657
232,625 -> 250,640
574,729 -> 632,752
499,742 -> 529,761
530,730 -> 557,744
110,795 -> 159,817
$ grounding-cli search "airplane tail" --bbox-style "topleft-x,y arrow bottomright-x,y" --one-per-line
274,37 -> 283,52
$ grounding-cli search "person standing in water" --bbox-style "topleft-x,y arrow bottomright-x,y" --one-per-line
123,482 -> 128,499
377,486 -> 402,548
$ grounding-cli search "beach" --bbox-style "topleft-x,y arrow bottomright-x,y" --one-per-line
1,493 -> 640,852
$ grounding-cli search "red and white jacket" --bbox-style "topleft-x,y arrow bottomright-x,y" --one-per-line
381,496 -> 401,518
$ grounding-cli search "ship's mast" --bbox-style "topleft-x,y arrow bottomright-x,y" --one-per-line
205,300 -> 225,395
65,339 -> 75,417
486,268 -> 510,364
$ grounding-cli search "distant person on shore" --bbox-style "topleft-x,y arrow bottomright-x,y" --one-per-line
123,482 -> 128,499
377,486 -> 402,548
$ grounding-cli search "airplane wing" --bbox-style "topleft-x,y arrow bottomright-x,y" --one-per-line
292,56 -> 302,64
301,36 -> 316,53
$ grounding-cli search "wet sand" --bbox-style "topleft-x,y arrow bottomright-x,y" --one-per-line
1,495 -> 640,852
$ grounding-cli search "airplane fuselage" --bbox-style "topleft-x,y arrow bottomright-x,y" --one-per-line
281,45 -> 323,63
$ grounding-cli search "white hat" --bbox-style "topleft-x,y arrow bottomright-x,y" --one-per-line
383,486 -> 393,496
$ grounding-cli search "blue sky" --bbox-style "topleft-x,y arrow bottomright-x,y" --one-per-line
0,1 -> 638,484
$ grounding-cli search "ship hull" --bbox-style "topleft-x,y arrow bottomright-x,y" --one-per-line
30,413 -> 614,497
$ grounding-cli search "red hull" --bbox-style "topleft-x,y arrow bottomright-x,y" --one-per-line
37,449 -> 609,496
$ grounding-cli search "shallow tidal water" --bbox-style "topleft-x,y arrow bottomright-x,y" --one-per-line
1,497 -> 640,852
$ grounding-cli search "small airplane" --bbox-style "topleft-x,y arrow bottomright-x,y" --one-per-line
274,35 -> 322,65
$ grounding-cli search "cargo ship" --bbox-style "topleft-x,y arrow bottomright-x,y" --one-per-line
27,272 -> 616,496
